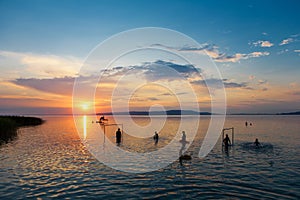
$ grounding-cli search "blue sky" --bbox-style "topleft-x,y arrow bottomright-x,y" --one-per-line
0,0 -> 300,114
1,0 -> 299,56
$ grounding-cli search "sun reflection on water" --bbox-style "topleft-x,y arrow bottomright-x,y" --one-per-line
83,115 -> 87,140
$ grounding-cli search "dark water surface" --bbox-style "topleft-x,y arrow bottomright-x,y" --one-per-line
0,115 -> 299,199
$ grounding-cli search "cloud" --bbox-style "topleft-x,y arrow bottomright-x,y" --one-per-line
0,50 -> 82,80
249,52 -> 270,57
103,60 -> 201,82
289,82 -> 298,88
12,76 -> 76,96
249,75 -> 256,80
277,49 -> 289,55
148,97 -> 159,101
258,80 -> 268,85
178,45 -> 269,63
291,91 -> 300,96
214,51 -> 269,63
224,81 -> 248,88
252,40 -> 274,47
279,38 -> 293,46
11,60 -> 202,97
191,78 -> 249,89
160,92 -> 172,96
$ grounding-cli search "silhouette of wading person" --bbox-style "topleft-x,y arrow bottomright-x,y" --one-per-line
153,131 -> 159,144
179,131 -> 191,165
179,131 -> 187,156
223,134 -> 231,148
116,128 -> 122,144
254,138 -> 261,147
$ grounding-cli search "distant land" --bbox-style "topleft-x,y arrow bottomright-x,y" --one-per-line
276,111 -> 300,115
97,110 -> 212,116
9,110 -> 300,116
97,110 -> 300,116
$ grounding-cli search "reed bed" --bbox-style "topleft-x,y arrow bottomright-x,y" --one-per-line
0,116 -> 43,144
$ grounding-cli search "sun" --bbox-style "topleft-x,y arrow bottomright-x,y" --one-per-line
81,103 -> 90,111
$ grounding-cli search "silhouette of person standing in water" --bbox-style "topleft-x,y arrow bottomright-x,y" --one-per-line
223,134 -> 231,148
181,131 -> 187,143
179,131 -> 188,156
245,121 -> 248,127
179,131 -> 191,166
254,138 -> 261,147
116,128 -> 122,144
153,131 -> 159,144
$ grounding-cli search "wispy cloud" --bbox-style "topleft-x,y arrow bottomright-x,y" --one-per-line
291,91 -> 300,96
191,78 -> 249,89
258,79 -> 268,85
252,40 -> 274,47
214,52 -> 270,63
249,75 -> 256,80
11,60 -> 202,97
12,76 -> 76,96
289,82 -> 298,88
0,50 -> 82,80
153,43 -> 270,63
279,38 -> 293,46
180,46 -> 270,63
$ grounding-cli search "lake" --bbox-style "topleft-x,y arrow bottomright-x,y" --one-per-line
0,115 -> 299,199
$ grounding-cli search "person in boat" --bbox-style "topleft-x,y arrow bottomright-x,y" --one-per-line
99,116 -> 105,123
223,134 -> 231,148
254,138 -> 261,147
153,131 -> 159,144
116,128 -> 122,144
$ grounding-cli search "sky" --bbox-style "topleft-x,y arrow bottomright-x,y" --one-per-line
0,0 -> 300,114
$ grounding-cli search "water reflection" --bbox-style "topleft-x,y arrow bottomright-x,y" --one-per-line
0,115 -> 299,199
83,115 -> 87,140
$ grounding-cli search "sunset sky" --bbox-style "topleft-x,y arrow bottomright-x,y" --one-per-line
0,0 -> 299,114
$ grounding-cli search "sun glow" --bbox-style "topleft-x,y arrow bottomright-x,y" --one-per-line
81,103 -> 91,111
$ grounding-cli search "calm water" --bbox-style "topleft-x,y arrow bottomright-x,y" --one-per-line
0,115 -> 299,199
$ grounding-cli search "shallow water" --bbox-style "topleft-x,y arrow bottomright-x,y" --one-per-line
0,115 -> 299,199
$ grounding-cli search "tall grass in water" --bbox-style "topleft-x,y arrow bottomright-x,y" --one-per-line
0,116 -> 43,144
0,118 -> 17,143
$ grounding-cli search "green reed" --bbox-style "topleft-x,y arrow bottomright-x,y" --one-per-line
0,116 -> 43,144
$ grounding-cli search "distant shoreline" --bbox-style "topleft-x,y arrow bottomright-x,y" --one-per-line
3,110 -> 299,116
96,110 -> 300,116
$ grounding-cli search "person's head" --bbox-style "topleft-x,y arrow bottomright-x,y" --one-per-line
255,138 -> 258,142
118,128 -> 120,131
226,134 -> 228,137
182,131 -> 185,134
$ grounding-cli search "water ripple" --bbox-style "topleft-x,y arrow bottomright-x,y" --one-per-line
0,116 -> 299,199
